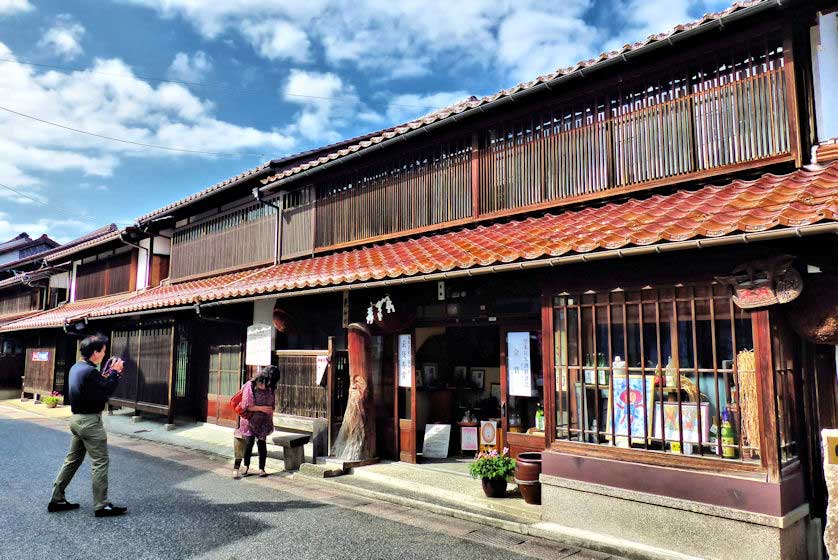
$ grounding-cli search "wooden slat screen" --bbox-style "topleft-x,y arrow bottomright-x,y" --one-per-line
312,137 -> 472,248
0,287 -> 39,316
171,202 -> 275,279
275,354 -> 328,418
110,323 -> 174,407
75,251 -> 132,300
281,202 -> 315,259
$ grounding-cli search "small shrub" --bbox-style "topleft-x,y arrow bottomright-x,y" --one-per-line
42,393 -> 63,406
468,447 -> 516,480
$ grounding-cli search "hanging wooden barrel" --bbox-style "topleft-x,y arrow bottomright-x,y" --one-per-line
514,451 -> 542,505
786,274 -> 838,345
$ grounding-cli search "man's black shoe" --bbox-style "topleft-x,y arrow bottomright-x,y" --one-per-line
94,504 -> 128,517
47,499 -> 80,513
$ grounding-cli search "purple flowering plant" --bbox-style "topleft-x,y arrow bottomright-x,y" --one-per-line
468,447 -> 516,480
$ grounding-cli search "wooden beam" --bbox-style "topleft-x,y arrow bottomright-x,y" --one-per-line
783,24 -> 802,167
752,309 -> 781,483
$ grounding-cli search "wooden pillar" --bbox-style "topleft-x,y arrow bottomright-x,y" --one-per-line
332,323 -> 376,461
752,309 -> 781,483
541,291 -> 556,446
471,132 -> 480,219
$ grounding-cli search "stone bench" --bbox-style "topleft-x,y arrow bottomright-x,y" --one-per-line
272,433 -> 311,471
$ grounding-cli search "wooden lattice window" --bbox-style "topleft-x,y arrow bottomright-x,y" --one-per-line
552,283 -> 781,464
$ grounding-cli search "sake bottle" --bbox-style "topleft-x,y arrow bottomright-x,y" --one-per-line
535,402 -> 545,431
721,409 -> 737,459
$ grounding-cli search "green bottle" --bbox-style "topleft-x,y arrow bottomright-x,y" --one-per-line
721,409 -> 736,459
535,402 -> 545,431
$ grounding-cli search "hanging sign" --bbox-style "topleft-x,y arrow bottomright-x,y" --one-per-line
245,323 -> 273,366
31,351 -> 50,362
422,424 -> 451,459
398,334 -> 412,387
315,355 -> 329,386
507,331 -> 533,397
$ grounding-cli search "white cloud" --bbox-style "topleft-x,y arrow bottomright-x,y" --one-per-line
0,0 -> 33,16
239,19 -> 311,63
384,90 -> 471,126
38,14 -> 85,60
167,51 -> 213,83
282,69 -> 375,143
0,212 -> 92,244
0,41 -> 295,202
125,0 -> 601,83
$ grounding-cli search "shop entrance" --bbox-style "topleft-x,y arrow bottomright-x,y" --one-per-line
394,323 -> 546,462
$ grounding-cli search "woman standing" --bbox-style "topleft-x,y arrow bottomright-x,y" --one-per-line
233,366 -> 278,478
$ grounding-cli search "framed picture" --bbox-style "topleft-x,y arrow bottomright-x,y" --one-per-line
653,401 -> 711,446
605,375 -> 656,444
470,368 -> 485,389
454,366 -> 468,384
490,383 -> 501,401
421,363 -> 437,386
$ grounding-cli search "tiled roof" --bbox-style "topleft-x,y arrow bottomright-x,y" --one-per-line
0,224 -> 120,271
134,127 -> 402,224
260,0 -> 772,188
0,310 -> 41,327
0,293 -> 133,332
193,162 -> 838,303
0,269 -> 51,290
83,269 -> 261,319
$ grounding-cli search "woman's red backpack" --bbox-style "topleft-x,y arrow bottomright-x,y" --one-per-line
230,386 -> 252,419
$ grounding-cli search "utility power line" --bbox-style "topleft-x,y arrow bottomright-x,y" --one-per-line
0,104 -> 276,157
0,182 -> 132,228
0,57 -> 443,110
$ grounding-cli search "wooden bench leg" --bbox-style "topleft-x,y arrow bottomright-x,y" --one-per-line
283,446 -> 305,471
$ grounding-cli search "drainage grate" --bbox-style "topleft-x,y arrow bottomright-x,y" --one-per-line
464,527 -> 526,548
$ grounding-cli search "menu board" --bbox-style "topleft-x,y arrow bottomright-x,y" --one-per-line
398,334 -> 412,387
507,331 -> 533,397
461,426 -> 478,451
315,355 -> 329,385
422,424 -> 451,458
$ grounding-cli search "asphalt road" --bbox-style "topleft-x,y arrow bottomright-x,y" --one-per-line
0,414 -> 546,560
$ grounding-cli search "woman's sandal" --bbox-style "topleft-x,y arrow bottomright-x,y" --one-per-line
232,468 -> 241,480
258,470 -> 268,478
241,466 -> 250,477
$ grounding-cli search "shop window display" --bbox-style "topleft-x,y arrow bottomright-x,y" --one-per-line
553,283 -> 772,462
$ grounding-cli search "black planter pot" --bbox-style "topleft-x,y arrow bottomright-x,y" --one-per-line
481,477 -> 508,498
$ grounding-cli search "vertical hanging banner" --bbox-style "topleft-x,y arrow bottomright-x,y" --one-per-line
507,331 -> 533,397
315,355 -> 329,385
398,334 -> 413,387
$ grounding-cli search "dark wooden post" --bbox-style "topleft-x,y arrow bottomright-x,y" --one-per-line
752,309 -> 781,483
332,323 -> 376,461
471,132 -> 480,219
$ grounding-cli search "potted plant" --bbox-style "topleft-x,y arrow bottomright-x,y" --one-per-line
42,392 -> 63,408
469,447 -> 516,498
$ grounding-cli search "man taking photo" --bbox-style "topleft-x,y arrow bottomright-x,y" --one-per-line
47,333 -> 128,517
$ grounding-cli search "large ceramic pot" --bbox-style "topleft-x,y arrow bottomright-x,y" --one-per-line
514,452 -> 542,505
481,477 -> 507,498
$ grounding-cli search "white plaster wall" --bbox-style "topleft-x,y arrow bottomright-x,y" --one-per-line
253,298 -> 276,350
136,238 -> 150,290
812,12 -> 838,142
69,261 -> 78,302
49,272 -> 69,289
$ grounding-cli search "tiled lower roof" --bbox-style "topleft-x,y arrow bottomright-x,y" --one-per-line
0,293 -> 133,332
83,269 -> 261,319
199,163 -> 838,302
0,310 -> 41,327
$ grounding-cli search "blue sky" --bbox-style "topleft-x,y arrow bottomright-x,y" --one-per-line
0,0 -> 733,242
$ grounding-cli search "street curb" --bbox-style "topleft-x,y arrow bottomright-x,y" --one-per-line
298,473 -> 695,560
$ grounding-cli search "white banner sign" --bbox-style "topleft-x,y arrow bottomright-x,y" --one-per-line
422,424 -> 451,459
398,334 -> 412,387
316,355 -> 329,385
507,331 -> 533,397
245,323 -> 273,366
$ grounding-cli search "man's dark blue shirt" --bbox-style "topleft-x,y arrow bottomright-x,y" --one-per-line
67,360 -> 120,414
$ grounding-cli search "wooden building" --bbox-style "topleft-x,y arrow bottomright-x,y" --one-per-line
3,1 -> 837,557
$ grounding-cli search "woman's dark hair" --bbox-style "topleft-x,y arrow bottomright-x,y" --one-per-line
80,333 -> 108,359
258,365 -> 280,391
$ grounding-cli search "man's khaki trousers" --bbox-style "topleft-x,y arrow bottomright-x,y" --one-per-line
51,413 -> 110,510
